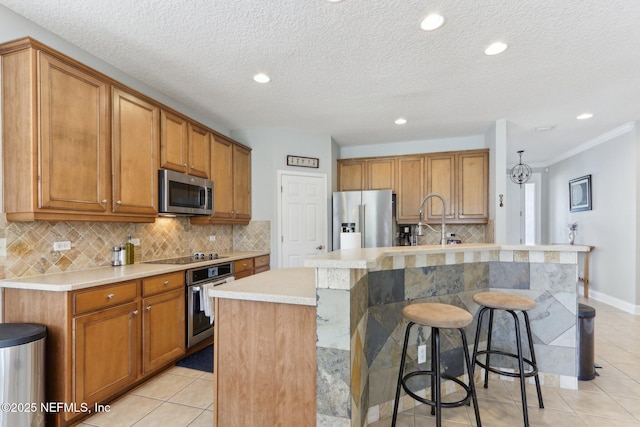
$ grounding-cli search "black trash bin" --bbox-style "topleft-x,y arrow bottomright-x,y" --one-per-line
0,323 -> 47,427
578,304 -> 596,380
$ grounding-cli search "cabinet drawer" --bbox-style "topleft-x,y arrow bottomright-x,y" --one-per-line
74,281 -> 138,315
254,255 -> 270,269
143,271 -> 185,297
234,258 -> 254,274
254,265 -> 270,274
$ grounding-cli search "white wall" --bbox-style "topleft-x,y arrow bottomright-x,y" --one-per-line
230,128 -> 334,267
545,123 -> 638,310
487,120 -> 508,243
339,134 -> 485,159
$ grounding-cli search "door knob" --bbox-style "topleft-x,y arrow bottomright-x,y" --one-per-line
316,245 -> 324,250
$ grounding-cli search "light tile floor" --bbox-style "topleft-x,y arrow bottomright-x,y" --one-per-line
79,298 -> 640,427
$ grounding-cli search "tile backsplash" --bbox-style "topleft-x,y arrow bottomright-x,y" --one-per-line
0,214 -> 270,279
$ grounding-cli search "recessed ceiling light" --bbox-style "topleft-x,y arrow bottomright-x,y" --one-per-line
576,113 -> 593,120
253,73 -> 271,84
484,42 -> 508,56
420,13 -> 445,31
395,118 -> 407,125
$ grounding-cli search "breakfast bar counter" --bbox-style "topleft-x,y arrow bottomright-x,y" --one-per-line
304,243 -> 590,427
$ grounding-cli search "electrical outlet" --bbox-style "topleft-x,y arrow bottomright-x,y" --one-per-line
53,241 -> 71,251
130,238 -> 141,246
418,344 -> 427,364
209,235 -> 216,242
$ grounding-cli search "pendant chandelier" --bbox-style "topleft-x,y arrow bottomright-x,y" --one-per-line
510,150 -> 532,186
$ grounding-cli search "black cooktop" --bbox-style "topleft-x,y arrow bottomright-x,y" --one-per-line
144,253 -> 227,265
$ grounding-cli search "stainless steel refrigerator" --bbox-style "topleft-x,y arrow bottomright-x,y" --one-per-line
332,190 -> 394,249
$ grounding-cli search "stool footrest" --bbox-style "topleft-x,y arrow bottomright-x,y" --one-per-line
401,370 -> 472,409
474,349 -> 539,378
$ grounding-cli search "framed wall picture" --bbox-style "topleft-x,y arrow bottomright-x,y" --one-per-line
569,174 -> 592,212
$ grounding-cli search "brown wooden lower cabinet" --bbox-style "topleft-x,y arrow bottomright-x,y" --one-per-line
2,271 -> 186,427
213,297 -> 316,426
233,254 -> 270,279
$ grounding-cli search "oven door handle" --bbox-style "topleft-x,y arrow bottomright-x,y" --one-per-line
192,286 -> 201,293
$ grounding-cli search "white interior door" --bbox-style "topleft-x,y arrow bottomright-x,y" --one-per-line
278,171 -> 328,268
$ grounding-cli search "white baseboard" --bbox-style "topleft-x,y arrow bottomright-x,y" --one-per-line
586,288 -> 640,315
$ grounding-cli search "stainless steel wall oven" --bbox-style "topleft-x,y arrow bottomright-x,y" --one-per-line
186,262 -> 233,348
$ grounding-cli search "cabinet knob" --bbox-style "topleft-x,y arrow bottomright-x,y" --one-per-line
101,199 -> 107,204
116,200 -> 122,205
183,163 -> 187,167
163,280 -> 169,286
107,293 -> 115,299
190,165 -> 195,169
132,310 -> 138,316
146,306 -> 152,311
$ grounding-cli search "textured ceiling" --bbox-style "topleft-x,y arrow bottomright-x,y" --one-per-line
2,0 -> 640,166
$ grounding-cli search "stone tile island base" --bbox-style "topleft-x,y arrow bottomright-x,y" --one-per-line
305,244 -> 589,427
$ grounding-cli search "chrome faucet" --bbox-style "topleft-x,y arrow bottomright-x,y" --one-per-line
417,193 -> 447,245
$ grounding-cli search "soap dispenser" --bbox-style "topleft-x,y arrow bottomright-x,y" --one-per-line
125,234 -> 134,265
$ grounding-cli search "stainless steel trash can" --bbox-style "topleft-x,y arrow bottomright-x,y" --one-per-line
0,323 -> 47,427
578,304 -> 596,380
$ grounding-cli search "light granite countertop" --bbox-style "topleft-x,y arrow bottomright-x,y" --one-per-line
303,243 -> 592,269
208,267 -> 316,306
0,251 -> 269,292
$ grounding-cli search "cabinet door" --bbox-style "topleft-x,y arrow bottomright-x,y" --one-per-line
458,151 -> 488,221
397,156 -> 424,223
142,288 -> 185,374
112,87 -> 159,215
39,52 -> 110,212
233,144 -> 252,221
367,158 -> 396,192
338,160 -> 366,191
187,123 -> 211,178
74,302 -> 140,405
211,136 -> 234,220
426,154 -> 456,221
160,110 -> 188,173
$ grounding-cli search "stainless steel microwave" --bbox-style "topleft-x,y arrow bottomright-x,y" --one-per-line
158,170 -> 214,216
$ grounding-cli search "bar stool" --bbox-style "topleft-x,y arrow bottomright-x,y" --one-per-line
392,303 -> 481,427
471,292 -> 544,427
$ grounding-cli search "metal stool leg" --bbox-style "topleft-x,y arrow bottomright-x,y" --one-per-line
471,306 -> 489,381
523,311 -> 544,409
510,310 -> 530,427
431,328 -> 436,416
392,321 -> 413,427
433,327 -> 442,427
459,328 -> 482,427
484,308 -> 495,388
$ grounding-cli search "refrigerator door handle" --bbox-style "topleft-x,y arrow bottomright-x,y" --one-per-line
359,204 -> 365,247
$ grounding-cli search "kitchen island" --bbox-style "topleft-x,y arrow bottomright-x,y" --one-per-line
303,243 -> 590,427
207,268 -> 316,426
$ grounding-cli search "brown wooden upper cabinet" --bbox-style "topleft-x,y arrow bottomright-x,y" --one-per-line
192,136 -> 251,225
396,156 -> 425,223
426,150 -> 488,223
341,149 -> 489,224
338,157 -> 396,192
112,87 -> 159,216
1,42 -> 111,221
160,110 -> 211,179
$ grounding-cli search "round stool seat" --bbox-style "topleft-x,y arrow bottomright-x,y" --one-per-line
403,303 -> 473,329
473,292 -> 536,311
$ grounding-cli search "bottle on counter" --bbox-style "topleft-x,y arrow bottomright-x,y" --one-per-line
125,234 -> 134,265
